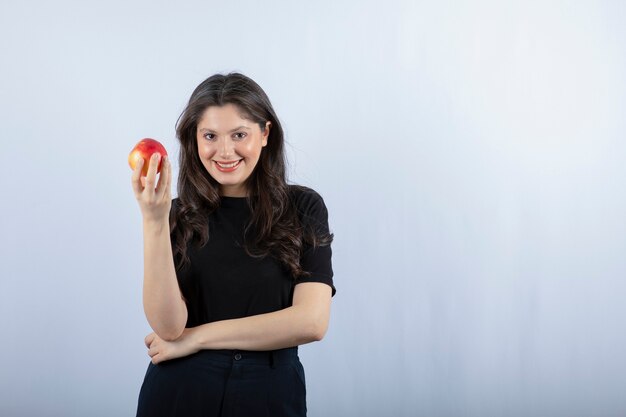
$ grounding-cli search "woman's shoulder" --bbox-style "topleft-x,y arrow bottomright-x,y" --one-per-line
288,184 -> 326,207
287,184 -> 329,223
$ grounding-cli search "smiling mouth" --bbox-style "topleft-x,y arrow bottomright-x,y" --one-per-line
214,159 -> 243,171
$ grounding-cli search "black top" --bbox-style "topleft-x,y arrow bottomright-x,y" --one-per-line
172,186 -> 335,328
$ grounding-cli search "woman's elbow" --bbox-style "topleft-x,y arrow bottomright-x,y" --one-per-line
145,304 -> 188,341
304,315 -> 329,342
310,327 -> 326,342
155,325 -> 185,342
148,313 -> 187,341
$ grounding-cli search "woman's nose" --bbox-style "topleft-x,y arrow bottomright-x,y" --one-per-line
218,138 -> 234,158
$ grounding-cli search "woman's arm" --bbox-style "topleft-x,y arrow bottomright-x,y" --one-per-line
132,154 -> 187,341
142,218 -> 187,341
191,282 -> 332,350
145,282 -> 332,363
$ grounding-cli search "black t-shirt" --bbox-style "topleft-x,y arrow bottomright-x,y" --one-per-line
172,186 -> 335,328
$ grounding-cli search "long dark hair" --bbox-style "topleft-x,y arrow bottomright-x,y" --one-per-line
171,72 -> 331,277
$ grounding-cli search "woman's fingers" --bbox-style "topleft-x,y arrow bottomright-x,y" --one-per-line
145,333 -> 155,348
143,153 -> 161,194
131,153 -> 170,222
131,153 -> 167,196
155,156 -> 170,198
131,157 -> 145,196
165,157 -> 172,191
148,346 -> 158,357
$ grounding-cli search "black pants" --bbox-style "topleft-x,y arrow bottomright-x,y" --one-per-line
136,347 -> 307,417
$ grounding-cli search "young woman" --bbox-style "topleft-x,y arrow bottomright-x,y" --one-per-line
131,72 -> 335,417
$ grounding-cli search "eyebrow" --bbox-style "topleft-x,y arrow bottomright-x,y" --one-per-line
199,126 -> 251,133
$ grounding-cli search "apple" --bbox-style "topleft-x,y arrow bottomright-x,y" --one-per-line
128,138 -> 168,177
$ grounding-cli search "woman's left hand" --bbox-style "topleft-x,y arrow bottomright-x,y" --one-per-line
144,328 -> 199,364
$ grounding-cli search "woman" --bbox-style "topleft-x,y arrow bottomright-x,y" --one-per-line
131,72 -> 335,417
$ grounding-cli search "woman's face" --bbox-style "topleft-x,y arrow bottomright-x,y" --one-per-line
196,104 -> 271,197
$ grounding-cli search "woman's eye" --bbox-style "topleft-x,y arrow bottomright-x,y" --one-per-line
202,132 -> 246,141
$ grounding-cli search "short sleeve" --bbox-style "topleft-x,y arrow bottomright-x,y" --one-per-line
292,186 -> 336,297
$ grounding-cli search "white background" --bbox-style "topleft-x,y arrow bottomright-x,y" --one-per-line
1,1 -> 625,416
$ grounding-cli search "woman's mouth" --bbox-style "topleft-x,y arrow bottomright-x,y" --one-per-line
214,159 -> 242,172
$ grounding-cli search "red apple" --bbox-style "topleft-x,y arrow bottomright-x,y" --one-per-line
128,138 -> 168,177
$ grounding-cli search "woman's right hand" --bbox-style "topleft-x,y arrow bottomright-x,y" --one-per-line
131,153 -> 172,224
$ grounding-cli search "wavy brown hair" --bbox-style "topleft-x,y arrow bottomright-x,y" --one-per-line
170,72 -> 332,277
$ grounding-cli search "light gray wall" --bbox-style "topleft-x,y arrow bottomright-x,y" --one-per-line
1,1 -> 625,416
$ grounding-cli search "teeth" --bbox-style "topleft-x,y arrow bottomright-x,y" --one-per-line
217,160 -> 240,168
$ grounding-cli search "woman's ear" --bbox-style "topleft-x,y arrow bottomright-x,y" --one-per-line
262,121 -> 272,147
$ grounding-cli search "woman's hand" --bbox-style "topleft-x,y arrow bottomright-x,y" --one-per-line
131,153 -> 172,224
145,328 -> 200,364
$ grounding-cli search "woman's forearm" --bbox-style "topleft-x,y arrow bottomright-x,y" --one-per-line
189,304 -> 329,351
143,284 -> 331,364
142,219 -> 187,341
